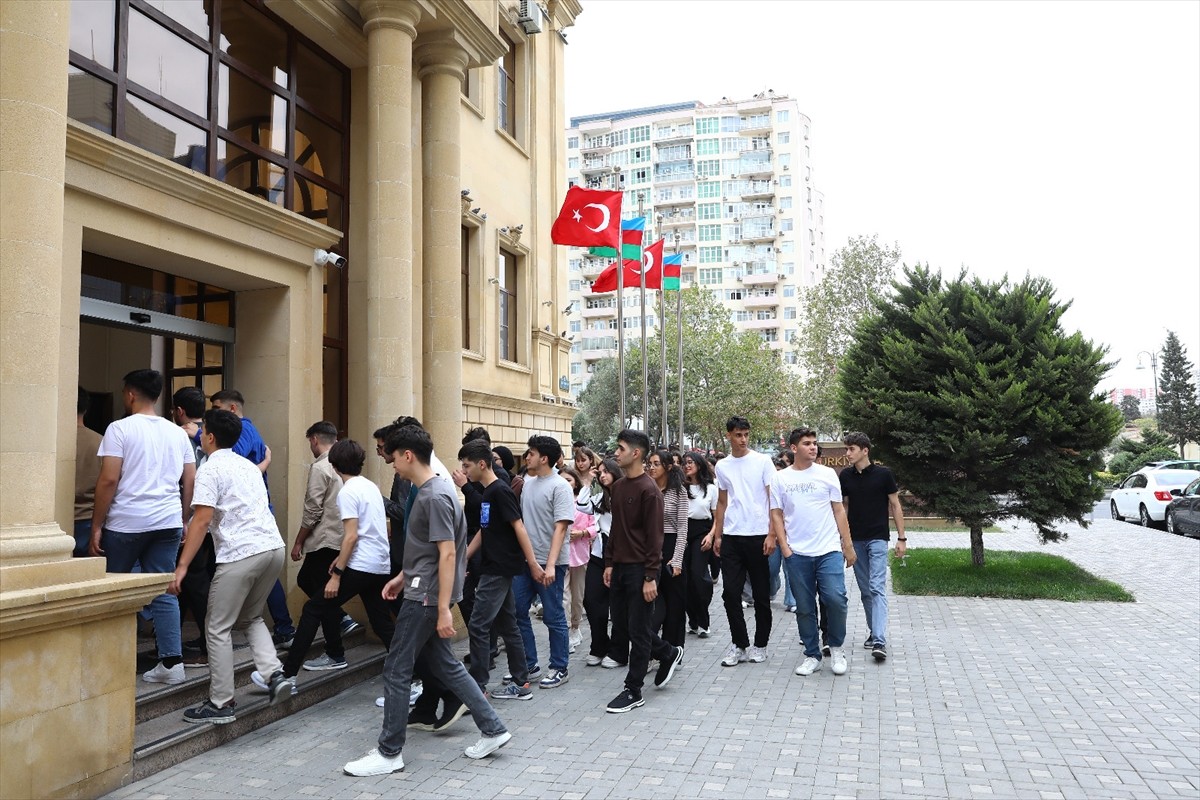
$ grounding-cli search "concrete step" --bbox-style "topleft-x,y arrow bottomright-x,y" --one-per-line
130,631 -> 386,783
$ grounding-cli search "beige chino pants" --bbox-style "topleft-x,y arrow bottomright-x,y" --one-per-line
206,547 -> 285,706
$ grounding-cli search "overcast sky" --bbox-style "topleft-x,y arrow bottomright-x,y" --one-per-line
563,0 -> 1199,393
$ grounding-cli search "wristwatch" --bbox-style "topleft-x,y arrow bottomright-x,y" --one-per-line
644,575 -> 656,583
331,565 -> 344,576
896,538 -> 907,542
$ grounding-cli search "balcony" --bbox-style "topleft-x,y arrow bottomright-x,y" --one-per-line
655,126 -> 694,143
658,209 -> 696,226
736,158 -> 773,179
579,137 -> 611,155
743,317 -> 780,330
742,271 -> 779,286
743,292 -> 779,309
577,118 -> 611,135
654,169 -> 695,185
739,116 -> 771,135
582,304 -> 616,319
741,226 -> 777,243
654,193 -> 695,207
738,95 -> 772,113
582,347 -> 617,361
580,159 -> 611,176
741,180 -> 775,200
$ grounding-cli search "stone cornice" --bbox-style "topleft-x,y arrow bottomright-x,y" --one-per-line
463,388 -> 575,418
426,0 -> 507,68
548,0 -> 584,29
264,0 -> 368,67
65,122 -> 342,251
0,570 -> 170,640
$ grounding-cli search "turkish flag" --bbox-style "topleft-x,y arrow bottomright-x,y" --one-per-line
551,186 -> 623,249
590,239 -> 664,293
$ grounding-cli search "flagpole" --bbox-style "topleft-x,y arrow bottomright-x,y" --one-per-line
676,233 -> 684,450
639,194 -> 649,434
658,222 -> 667,446
613,166 -> 626,428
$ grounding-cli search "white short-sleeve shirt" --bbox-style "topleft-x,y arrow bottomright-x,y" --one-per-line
192,449 -> 283,563
98,413 -> 195,532
770,463 -> 843,556
337,475 -> 392,575
714,451 -> 775,535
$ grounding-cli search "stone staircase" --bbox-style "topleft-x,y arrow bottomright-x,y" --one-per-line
128,627 -> 387,784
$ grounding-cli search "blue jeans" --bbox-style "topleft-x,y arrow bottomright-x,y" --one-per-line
102,527 -> 183,659
767,546 -> 782,599
783,551 -> 848,659
266,579 -> 294,637
852,540 -> 889,646
783,564 -> 796,608
72,519 -> 91,557
378,600 -> 506,757
512,567 -> 569,672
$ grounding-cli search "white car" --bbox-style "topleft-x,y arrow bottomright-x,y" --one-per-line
1111,468 -> 1200,527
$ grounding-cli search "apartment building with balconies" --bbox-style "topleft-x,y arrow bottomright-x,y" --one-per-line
562,93 -> 826,397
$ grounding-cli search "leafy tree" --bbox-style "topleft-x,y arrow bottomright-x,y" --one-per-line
1118,395 -> 1142,423
795,235 -> 901,437
574,286 -> 792,450
1156,331 -> 1200,456
839,265 -> 1122,566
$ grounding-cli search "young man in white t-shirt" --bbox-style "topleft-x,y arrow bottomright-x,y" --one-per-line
281,439 -> 397,680
168,409 -> 292,723
703,415 -> 778,667
90,369 -> 196,685
770,427 -> 857,677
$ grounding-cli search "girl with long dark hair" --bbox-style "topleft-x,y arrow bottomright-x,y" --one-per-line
683,450 -> 718,636
583,458 -> 625,667
647,449 -> 688,648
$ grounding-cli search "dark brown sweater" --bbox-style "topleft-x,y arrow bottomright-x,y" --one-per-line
606,472 -> 665,579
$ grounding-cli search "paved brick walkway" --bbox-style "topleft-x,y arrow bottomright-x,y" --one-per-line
107,518 -> 1200,799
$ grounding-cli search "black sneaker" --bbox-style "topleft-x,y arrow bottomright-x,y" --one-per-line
872,643 -> 887,662
183,637 -> 204,653
503,665 -> 540,684
822,644 -> 831,658
267,670 -> 295,706
183,699 -> 235,725
272,632 -> 294,650
654,646 -> 685,689
606,689 -> 645,714
863,636 -> 875,650
432,697 -> 467,732
408,708 -> 438,731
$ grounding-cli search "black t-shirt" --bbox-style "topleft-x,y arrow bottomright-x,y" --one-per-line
480,478 -> 526,576
838,463 -> 899,541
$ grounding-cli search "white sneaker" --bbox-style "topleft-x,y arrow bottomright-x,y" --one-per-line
830,647 -> 848,675
600,656 -> 623,669
568,629 -> 583,648
344,748 -> 404,776
585,653 -> 603,666
698,628 -> 710,639
795,656 -> 822,676
464,731 -> 512,759
376,683 -> 423,708
142,662 -> 185,685
746,645 -> 768,663
720,643 -> 747,667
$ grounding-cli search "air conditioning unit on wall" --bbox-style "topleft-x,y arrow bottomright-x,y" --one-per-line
518,0 -> 543,34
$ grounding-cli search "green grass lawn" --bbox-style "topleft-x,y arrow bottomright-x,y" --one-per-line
890,548 -> 1134,602
896,523 -> 1003,533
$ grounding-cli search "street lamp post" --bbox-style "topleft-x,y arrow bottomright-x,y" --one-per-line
1137,350 -> 1159,416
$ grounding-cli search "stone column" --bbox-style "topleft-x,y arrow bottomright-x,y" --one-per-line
0,0 -> 73,566
415,35 -> 469,454
356,0 -> 422,437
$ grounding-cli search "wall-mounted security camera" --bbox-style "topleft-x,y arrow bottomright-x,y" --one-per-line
314,249 -> 347,269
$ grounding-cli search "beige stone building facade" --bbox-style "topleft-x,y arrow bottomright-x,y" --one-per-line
0,0 -> 580,795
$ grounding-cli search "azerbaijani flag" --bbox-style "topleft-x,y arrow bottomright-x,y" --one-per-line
588,217 -> 644,260
663,253 -> 682,291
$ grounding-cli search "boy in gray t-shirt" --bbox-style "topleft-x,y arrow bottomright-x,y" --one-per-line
344,426 -> 510,779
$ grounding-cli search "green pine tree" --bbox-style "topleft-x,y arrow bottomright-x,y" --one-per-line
1156,331 -> 1200,456
838,265 -> 1123,566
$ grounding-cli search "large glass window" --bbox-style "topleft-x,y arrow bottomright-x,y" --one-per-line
68,0 -> 349,232
498,248 -> 520,363
69,0 -> 351,432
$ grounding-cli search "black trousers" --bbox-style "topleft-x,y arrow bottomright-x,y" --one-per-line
609,563 -> 675,695
584,555 -> 614,659
719,534 -> 772,649
178,533 -> 216,652
650,534 -> 687,648
296,547 -> 345,654
282,567 -> 394,674
685,518 -> 714,631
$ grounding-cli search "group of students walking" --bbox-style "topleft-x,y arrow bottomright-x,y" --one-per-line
82,368 -> 906,779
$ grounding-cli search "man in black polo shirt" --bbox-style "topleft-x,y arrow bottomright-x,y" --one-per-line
838,432 -> 906,662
